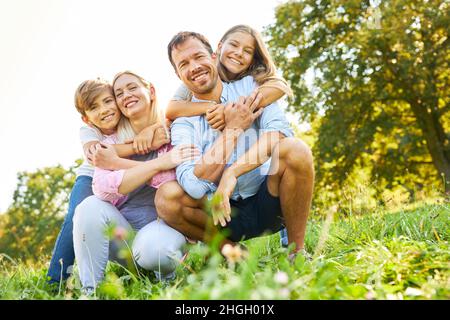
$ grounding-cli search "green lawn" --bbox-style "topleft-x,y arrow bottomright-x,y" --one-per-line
1,201 -> 448,300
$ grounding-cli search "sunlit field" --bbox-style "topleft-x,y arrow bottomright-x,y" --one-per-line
1,200 -> 448,300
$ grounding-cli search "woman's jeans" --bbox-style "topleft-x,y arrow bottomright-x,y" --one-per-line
73,196 -> 186,290
47,175 -> 93,284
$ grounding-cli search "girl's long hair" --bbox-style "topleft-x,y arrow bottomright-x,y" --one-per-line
112,71 -> 163,143
217,25 -> 293,97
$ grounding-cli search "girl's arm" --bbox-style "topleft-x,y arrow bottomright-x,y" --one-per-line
256,77 -> 293,109
108,122 -> 166,158
166,100 -> 215,120
257,86 -> 285,108
85,141 -> 135,163
165,83 -> 216,120
112,143 -> 135,158
92,143 -> 142,170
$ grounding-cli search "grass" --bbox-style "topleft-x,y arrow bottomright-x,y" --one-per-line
0,200 -> 448,300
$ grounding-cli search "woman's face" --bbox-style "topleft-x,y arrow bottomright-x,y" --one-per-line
113,74 -> 152,119
218,31 -> 256,78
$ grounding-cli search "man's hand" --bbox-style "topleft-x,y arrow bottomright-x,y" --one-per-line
224,90 -> 264,131
212,169 -> 237,227
206,104 -> 225,130
92,143 -> 120,170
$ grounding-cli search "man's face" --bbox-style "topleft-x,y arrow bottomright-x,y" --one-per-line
171,37 -> 219,96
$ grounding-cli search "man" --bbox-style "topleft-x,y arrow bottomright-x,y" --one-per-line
155,31 -> 314,256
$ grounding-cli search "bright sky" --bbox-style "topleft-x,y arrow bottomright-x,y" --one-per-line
0,0 -> 288,212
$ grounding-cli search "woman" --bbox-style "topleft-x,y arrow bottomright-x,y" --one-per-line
73,71 -> 199,293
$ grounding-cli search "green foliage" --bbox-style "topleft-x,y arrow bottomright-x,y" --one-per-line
0,161 -> 79,261
265,0 -> 450,192
0,201 -> 448,300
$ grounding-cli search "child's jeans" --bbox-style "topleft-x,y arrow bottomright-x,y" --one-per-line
47,175 -> 93,283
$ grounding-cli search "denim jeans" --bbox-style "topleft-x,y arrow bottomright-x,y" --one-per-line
280,228 -> 288,247
73,196 -> 186,290
47,175 -> 93,283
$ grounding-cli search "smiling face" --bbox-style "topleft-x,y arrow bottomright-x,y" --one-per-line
113,73 -> 153,120
82,89 -> 121,135
218,31 -> 255,79
171,37 -> 219,97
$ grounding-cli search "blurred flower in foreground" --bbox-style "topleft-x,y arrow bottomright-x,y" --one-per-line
274,271 -> 289,285
113,226 -> 128,241
221,244 -> 247,264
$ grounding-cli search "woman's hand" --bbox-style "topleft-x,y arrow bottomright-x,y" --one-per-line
156,144 -> 200,171
206,104 -> 225,131
92,143 -> 120,170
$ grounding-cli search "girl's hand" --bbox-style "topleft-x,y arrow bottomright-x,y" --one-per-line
131,123 -> 160,155
206,104 -> 225,131
84,141 -> 100,165
156,144 -> 200,171
151,125 -> 171,151
92,143 -> 120,170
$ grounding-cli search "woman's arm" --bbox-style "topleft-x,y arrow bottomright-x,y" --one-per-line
119,144 -> 200,194
93,144 -> 200,197
92,146 -> 163,202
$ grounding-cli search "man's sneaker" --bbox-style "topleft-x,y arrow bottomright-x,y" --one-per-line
288,249 -> 312,263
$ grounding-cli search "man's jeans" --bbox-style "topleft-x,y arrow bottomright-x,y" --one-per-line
47,175 -> 93,283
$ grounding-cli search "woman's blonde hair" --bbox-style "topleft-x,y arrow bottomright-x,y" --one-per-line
112,71 -> 163,143
217,24 -> 293,97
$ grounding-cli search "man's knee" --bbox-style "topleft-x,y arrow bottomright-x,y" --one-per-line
155,181 -> 185,223
277,137 -> 314,172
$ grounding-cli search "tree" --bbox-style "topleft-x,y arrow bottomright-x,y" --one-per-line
0,163 -> 77,261
265,0 -> 449,193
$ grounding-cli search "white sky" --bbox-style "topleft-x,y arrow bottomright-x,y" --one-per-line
0,0 -> 288,212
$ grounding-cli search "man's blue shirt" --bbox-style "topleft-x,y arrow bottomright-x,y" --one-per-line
171,76 -> 293,200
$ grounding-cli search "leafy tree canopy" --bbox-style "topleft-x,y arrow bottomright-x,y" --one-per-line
0,163 -> 77,261
265,0 -> 449,192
